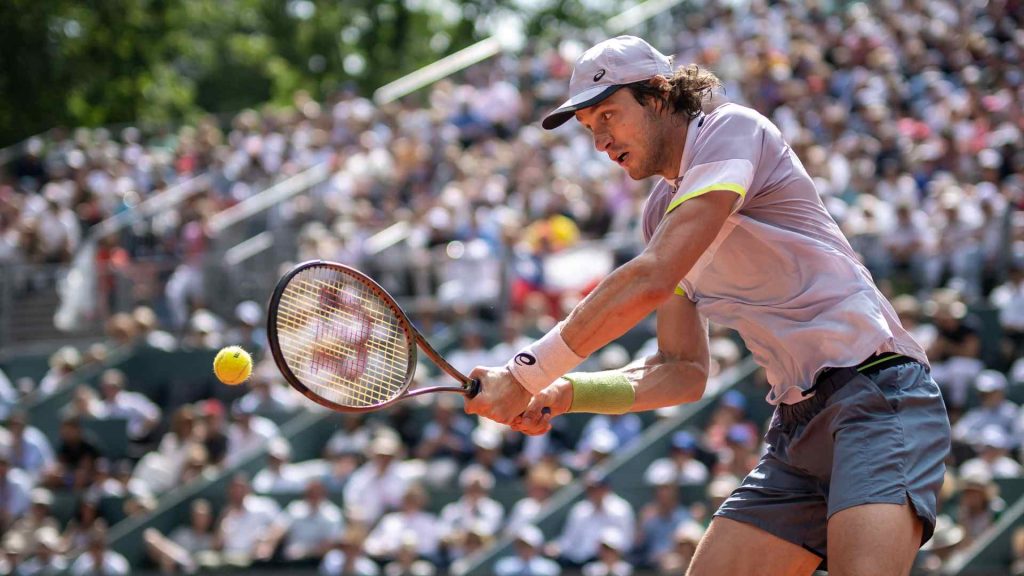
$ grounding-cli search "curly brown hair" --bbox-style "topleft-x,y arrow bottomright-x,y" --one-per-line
625,64 -> 722,118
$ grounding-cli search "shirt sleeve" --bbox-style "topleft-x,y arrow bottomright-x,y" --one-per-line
666,105 -> 762,215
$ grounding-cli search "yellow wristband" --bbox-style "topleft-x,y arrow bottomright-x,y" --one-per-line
565,371 -> 635,414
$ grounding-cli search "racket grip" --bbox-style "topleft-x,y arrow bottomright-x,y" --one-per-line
465,378 -> 481,398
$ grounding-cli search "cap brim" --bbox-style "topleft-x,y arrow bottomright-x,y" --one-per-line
541,85 -> 623,130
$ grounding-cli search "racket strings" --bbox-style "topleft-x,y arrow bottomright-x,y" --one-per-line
275,267 -> 412,408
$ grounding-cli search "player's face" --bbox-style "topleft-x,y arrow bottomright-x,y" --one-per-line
575,89 -> 676,180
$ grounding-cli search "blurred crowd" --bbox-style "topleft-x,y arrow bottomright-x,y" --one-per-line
1,0 -> 1023,573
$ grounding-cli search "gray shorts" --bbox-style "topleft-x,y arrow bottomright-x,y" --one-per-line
715,358 -> 951,562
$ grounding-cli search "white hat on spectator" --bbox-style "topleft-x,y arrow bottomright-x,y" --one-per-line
459,465 -> 495,492
975,370 -> 1008,393
370,434 -> 401,457
977,425 -> 1010,450
515,525 -> 545,549
599,527 -> 628,552
589,428 -> 619,454
30,488 -> 54,507
267,438 -> 292,460
471,427 -> 502,451
235,301 -> 261,326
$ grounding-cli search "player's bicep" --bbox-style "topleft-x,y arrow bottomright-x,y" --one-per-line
643,188 -> 736,288
655,292 -> 709,368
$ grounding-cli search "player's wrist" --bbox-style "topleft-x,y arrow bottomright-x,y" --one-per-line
506,322 -> 586,395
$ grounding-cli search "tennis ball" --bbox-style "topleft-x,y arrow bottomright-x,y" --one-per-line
214,346 -> 253,386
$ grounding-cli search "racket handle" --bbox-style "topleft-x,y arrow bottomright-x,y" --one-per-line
465,378 -> 481,398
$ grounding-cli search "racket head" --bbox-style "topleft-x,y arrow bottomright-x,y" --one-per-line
267,260 -> 418,413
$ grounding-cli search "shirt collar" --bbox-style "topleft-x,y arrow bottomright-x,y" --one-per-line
666,112 -> 705,191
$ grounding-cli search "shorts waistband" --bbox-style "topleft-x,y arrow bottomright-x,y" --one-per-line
780,353 -> 917,425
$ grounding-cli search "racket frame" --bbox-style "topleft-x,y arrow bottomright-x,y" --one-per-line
267,260 -> 479,413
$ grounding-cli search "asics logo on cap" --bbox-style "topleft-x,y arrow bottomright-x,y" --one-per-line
593,69 -> 606,82
514,353 -> 537,366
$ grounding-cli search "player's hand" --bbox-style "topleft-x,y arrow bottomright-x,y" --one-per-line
510,378 -> 573,436
464,366 -> 532,425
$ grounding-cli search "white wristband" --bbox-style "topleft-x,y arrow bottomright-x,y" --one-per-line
506,323 -> 586,394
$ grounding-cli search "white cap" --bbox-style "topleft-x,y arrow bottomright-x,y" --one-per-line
542,36 -> 674,130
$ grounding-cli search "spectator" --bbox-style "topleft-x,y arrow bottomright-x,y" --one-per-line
34,346 -> 82,399
505,464 -> 559,537
69,527 -> 130,576
343,434 -> 410,523
550,473 -> 634,567
97,368 -> 162,442
133,404 -> 198,494
957,468 -> 1003,549
636,466 -> 691,568
414,397 -> 474,488
582,528 -> 633,576
960,425 -> 1023,479
5,411 -> 55,482
992,262 -> 1024,363
234,363 -> 299,417
256,480 -> 344,562
253,438 -> 311,494
0,448 -> 33,524
214,474 -> 281,567
143,498 -> 216,574
225,402 -> 281,466
196,400 -> 228,468
15,525 -> 67,576
363,484 -> 440,563
61,496 -> 107,554
701,390 -> 757,454
495,525 -> 561,576
438,467 -> 504,547
383,536 -> 437,576
7,489 -> 61,553
954,370 -> 1017,445
565,426 -> 618,472
468,425 -> 517,481
319,528 -> 379,576
656,521 -> 704,575
643,431 -> 709,487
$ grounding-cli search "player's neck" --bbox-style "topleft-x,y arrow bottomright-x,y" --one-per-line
657,114 -> 689,181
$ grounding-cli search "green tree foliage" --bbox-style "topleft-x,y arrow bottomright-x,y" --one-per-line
0,0 -> 615,147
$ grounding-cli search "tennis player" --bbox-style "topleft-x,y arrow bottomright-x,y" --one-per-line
465,36 -> 951,575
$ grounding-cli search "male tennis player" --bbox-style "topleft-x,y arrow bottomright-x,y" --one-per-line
465,36 -> 951,575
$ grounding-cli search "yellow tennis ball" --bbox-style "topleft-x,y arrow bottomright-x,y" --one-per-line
214,346 -> 253,385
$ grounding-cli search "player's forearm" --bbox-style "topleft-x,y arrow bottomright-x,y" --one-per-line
561,255 -> 676,357
623,352 -> 708,411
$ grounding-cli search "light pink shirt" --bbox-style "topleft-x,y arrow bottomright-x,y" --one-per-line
642,102 -> 927,405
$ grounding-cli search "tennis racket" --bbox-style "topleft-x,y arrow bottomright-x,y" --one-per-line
267,260 -> 480,413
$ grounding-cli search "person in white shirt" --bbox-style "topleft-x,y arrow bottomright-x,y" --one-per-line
438,466 -> 505,546
69,528 -> 130,576
343,434 -> 410,523
363,484 -> 441,562
252,438 -> 310,494
643,431 -> 709,487
495,525 -> 562,576
991,263 -> 1024,361
257,480 -> 344,562
505,465 -> 558,538
582,528 -> 634,576
552,472 -> 635,567
959,425 -> 1024,480
97,369 -> 161,441
143,498 -> 216,573
225,403 -> 282,467
0,452 -> 33,532
954,371 -> 1018,446
16,525 -> 67,576
5,411 -> 55,482
215,474 -> 281,564
319,529 -> 380,576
